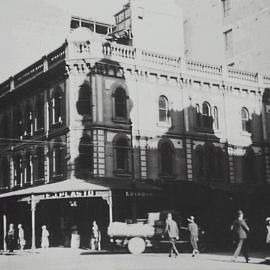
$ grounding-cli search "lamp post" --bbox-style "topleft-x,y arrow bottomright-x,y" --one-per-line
130,120 -> 137,222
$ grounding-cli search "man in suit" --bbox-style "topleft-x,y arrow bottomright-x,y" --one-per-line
231,210 -> 250,263
164,213 -> 180,257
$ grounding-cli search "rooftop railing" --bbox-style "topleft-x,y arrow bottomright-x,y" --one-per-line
228,67 -> 258,83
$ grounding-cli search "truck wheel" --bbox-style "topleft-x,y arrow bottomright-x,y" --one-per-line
128,237 -> 146,254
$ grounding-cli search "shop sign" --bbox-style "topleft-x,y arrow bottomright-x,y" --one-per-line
44,190 -> 106,199
125,191 -> 157,197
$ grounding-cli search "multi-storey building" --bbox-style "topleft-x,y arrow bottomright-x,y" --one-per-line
0,0 -> 270,250
178,0 -> 270,74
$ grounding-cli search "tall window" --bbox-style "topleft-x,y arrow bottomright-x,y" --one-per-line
35,97 -> 44,131
0,115 -> 9,139
24,152 -> 32,183
36,147 -> 45,180
14,155 -> 23,186
115,137 -> 129,171
14,108 -> 23,138
77,84 -> 92,115
241,107 -> 250,132
52,141 -> 65,176
195,104 -> 201,127
202,102 -> 212,129
51,88 -> 63,124
159,95 -> 169,122
159,141 -> 174,176
114,88 -> 127,119
25,102 -> 33,136
0,158 -> 10,188
243,148 -> 256,183
78,135 -> 93,171
213,106 -> 219,130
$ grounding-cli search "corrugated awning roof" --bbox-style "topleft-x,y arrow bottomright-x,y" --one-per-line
0,177 -> 161,199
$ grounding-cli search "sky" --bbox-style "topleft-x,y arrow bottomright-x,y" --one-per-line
0,0 -> 125,82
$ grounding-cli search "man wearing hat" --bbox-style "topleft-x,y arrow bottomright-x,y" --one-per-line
188,216 -> 199,257
231,210 -> 250,263
164,213 -> 180,257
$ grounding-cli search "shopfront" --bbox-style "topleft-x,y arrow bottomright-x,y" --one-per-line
0,178 -> 162,250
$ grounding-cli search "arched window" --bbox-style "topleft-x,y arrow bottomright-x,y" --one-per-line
25,102 -> 33,135
76,84 -> 92,115
159,141 -> 174,176
202,102 -> 212,129
24,152 -> 32,183
52,140 -> 65,176
0,158 -> 10,188
241,107 -> 250,132
114,137 -> 129,172
35,147 -> 45,180
35,97 -> 44,131
195,104 -> 201,127
159,96 -> 169,122
14,155 -> 23,186
213,106 -> 219,130
14,108 -> 23,138
78,135 -> 93,171
114,88 -> 127,119
51,88 -> 63,124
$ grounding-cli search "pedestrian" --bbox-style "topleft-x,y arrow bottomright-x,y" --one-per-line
41,225 -> 50,249
230,210 -> 250,263
90,220 -> 101,251
265,217 -> 270,248
187,216 -> 199,257
17,224 -> 25,251
164,213 -> 180,258
5,223 -> 16,252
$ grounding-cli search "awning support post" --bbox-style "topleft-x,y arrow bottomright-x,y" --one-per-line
30,194 -> 37,250
3,212 -> 7,252
109,191 -> 113,224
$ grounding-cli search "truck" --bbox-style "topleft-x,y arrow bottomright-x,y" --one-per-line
107,211 -> 193,254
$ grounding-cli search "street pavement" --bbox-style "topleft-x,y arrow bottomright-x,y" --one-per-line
0,248 -> 269,270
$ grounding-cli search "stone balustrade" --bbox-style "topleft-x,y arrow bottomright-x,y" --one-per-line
227,67 -> 258,83
1,40 -> 270,96
186,59 -> 222,76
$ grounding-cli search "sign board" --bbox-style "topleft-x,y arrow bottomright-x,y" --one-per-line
44,190 -> 108,199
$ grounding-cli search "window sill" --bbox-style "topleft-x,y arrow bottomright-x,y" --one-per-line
113,170 -> 132,177
240,131 -> 251,137
157,121 -> 171,128
112,118 -> 130,124
194,127 -> 214,134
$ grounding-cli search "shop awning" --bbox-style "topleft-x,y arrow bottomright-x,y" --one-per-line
0,177 -> 161,200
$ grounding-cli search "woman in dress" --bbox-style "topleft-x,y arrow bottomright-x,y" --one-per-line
6,223 -> 15,252
41,225 -> 50,248
18,224 -> 25,250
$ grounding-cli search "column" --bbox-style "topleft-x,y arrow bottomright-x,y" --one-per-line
2,201 -> 7,252
186,138 -> 193,181
108,191 -> 113,224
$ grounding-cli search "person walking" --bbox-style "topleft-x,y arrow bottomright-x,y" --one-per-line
17,224 -> 25,251
231,210 -> 250,263
6,223 -> 15,252
90,220 -> 101,251
41,225 -> 50,249
187,216 -> 199,257
164,213 -> 180,258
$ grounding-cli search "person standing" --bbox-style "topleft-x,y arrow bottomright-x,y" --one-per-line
231,210 -> 250,263
17,224 -> 25,251
164,213 -> 180,258
266,217 -> 270,248
6,223 -> 15,252
90,220 -> 101,251
41,225 -> 50,249
187,216 -> 199,257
